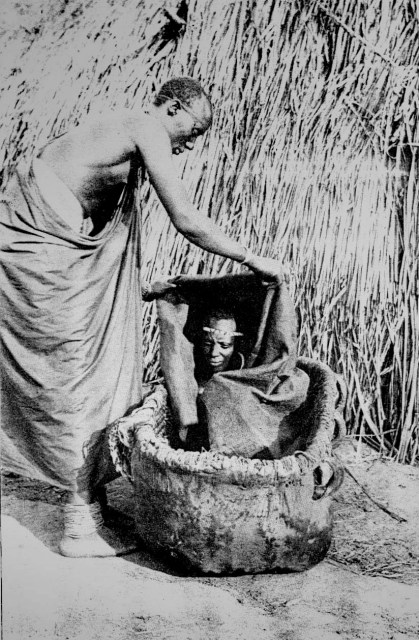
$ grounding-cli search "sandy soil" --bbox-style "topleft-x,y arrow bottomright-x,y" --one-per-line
2,438 -> 419,640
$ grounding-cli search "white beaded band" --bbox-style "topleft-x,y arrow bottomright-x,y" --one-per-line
203,326 -> 243,338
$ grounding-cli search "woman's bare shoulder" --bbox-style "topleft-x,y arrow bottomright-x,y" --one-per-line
39,108 -> 168,166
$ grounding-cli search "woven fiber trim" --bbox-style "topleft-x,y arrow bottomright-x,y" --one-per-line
109,387 -> 169,483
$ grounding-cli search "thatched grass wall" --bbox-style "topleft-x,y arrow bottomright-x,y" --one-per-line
1,0 -> 418,463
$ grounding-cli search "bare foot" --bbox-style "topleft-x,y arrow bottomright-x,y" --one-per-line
59,526 -> 138,558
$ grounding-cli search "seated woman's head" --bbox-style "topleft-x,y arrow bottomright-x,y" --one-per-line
200,308 -> 243,374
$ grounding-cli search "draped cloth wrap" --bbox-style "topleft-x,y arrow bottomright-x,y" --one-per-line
0,162 -> 144,491
157,274 -> 310,459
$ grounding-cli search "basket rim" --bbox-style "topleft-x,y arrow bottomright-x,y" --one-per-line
127,357 -> 340,487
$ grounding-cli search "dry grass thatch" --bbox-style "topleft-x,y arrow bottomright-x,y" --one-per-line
1,0 -> 418,462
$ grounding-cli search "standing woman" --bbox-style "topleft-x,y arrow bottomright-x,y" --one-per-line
0,77 -> 284,557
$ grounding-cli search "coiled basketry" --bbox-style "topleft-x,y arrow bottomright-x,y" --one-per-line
109,357 -> 345,574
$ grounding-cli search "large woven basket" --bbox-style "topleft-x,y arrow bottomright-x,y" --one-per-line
109,357 -> 345,574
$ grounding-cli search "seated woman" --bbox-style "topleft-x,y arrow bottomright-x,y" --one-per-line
186,308 -> 244,451
188,306 -> 310,458
157,273 -> 310,459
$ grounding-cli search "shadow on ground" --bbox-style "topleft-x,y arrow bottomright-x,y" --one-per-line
2,438 -> 419,640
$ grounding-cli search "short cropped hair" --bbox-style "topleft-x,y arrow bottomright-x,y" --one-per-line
203,308 -> 236,325
154,77 -> 212,116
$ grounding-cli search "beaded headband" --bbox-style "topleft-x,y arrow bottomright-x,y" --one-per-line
203,326 -> 243,341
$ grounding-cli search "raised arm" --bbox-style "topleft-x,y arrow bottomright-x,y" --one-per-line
124,113 -> 284,280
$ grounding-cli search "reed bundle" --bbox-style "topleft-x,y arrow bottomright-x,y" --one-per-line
1,0 -> 418,463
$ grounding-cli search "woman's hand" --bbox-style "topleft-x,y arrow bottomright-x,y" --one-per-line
150,278 -> 177,297
245,254 -> 289,283
142,277 -> 177,301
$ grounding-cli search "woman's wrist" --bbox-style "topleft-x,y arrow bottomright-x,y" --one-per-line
239,247 -> 257,269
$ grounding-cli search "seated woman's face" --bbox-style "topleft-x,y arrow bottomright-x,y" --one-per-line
202,317 -> 237,374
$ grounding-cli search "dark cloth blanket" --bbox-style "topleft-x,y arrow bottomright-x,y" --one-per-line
157,274 -> 310,459
0,162 -> 144,491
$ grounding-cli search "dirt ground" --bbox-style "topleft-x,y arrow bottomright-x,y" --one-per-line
2,437 -> 419,640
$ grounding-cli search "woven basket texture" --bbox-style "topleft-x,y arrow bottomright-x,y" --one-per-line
109,357 -> 344,574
